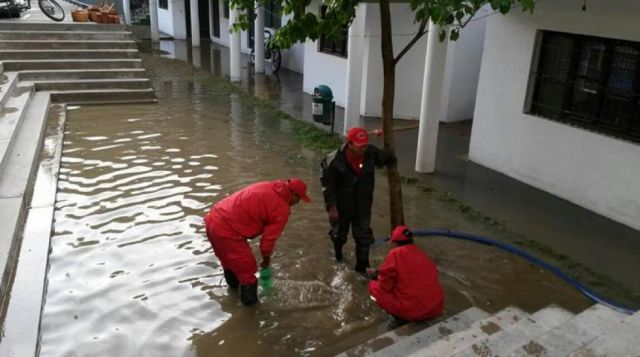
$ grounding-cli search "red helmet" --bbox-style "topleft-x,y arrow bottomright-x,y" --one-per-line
389,225 -> 413,243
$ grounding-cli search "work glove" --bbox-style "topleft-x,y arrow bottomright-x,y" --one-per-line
328,206 -> 339,224
260,255 -> 271,268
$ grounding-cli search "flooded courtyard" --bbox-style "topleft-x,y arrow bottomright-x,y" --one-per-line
36,46 -> 595,356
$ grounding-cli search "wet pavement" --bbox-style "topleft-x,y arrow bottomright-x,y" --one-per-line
141,34 -> 640,304
34,44 -> 600,356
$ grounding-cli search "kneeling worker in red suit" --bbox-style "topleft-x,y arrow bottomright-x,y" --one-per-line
368,226 -> 445,328
204,178 -> 311,305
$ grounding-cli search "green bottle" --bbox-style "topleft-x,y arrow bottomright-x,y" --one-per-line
259,267 -> 272,290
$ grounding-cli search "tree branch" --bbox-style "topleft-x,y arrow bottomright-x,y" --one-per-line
393,18 -> 428,66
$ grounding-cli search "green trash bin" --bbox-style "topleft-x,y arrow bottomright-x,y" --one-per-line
312,85 -> 333,125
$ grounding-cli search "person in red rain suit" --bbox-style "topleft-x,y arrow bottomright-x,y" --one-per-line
368,226 -> 445,328
204,178 -> 311,305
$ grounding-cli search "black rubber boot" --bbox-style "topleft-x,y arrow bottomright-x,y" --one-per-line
387,315 -> 409,330
239,283 -> 259,305
329,226 -> 344,261
333,243 -> 344,261
354,245 -> 371,274
223,269 -> 239,289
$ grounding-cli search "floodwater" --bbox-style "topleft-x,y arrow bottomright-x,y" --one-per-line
38,47 -> 592,356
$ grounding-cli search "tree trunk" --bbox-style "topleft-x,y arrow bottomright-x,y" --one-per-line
379,0 -> 404,228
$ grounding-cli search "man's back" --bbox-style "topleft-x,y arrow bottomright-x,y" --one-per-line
210,181 -> 290,239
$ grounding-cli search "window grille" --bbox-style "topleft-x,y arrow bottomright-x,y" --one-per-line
318,6 -> 348,58
528,31 -> 640,143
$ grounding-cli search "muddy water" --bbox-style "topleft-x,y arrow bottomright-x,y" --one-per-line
39,54 -> 591,356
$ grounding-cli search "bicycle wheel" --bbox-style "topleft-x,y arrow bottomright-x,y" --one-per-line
271,48 -> 281,73
38,0 -> 64,21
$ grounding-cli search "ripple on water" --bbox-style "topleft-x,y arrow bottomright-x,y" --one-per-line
41,75 -> 591,357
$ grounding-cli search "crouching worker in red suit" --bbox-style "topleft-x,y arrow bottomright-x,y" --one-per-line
368,226 -> 445,329
204,178 -> 311,305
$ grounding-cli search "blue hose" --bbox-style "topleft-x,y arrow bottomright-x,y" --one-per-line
375,228 -> 637,315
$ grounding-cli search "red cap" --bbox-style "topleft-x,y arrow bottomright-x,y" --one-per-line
288,178 -> 311,203
389,225 -> 413,243
347,127 -> 369,148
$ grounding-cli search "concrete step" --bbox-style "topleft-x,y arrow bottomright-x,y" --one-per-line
49,88 -> 156,104
409,307 -> 530,356
508,304 -> 629,357
364,307 -> 491,357
31,78 -> 151,91
453,305 -> 575,357
0,71 -> 19,110
18,68 -> 148,81
0,49 -> 140,60
0,31 -> 133,41
0,40 -> 138,50
2,59 -> 142,71
0,22 -> 126,32
568,310 -> 640,357
0,91 -> 49,298
0,85 -> 33,174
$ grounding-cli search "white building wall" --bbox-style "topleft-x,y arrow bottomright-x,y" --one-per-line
470,0 -> 640,231
158,0 -> 187,39
209,6 -> 305,73
302,2 -> 486,119
441,8 -> 488,122
302,0 -> 347,104
360,3 -> 427,120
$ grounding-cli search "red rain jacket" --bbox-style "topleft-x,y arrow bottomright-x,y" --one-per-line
204,180 -> 292,258
368,244 -> 445,321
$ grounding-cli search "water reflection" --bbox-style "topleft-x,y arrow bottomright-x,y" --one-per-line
39,53 -> 592,356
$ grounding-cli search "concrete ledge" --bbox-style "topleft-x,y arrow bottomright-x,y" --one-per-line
2,59 -> 142,71
0,103 -> 63,357
0,31 -> 133,41
0,49 -> 140,60
0,85 -> 33,174
31,78 -> 151,91
0,92 -> 50,309
0,22 -> 126,32
49,88 -> 156,104
0,40 -> 138,50
367,307 -> 491,357
17,68 -> 148,80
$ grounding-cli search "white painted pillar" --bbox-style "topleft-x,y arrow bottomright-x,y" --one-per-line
149,0 -> 160,42
254,4 -> 265,73
190,0 -> 201,47
192,46 -> 202,68
415,21 -> 449,173
122,0 -> 131,25
208,0 -> 214,40
229,8 -> 241,81
343,5 -> 366,134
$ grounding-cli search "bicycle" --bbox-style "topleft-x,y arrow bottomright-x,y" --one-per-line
38,0 -> 65,22
249,28 -> 282,73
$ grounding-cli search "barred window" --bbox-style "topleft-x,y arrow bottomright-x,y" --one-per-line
318,6 -> 348,58
264,0 -> 281,29
527,31 -> 640,143
158,0 -> 168,10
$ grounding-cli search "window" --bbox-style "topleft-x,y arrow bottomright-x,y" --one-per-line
223,0 -> 229,19
527,31 -> 640,143
158,0 -> 167,10
318,6 -> 348,58
264,0 -> 281,29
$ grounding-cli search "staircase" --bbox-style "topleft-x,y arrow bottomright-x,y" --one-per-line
341,304 -> 640,356
0,21 -> 155,304
0,21 -> 156,105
